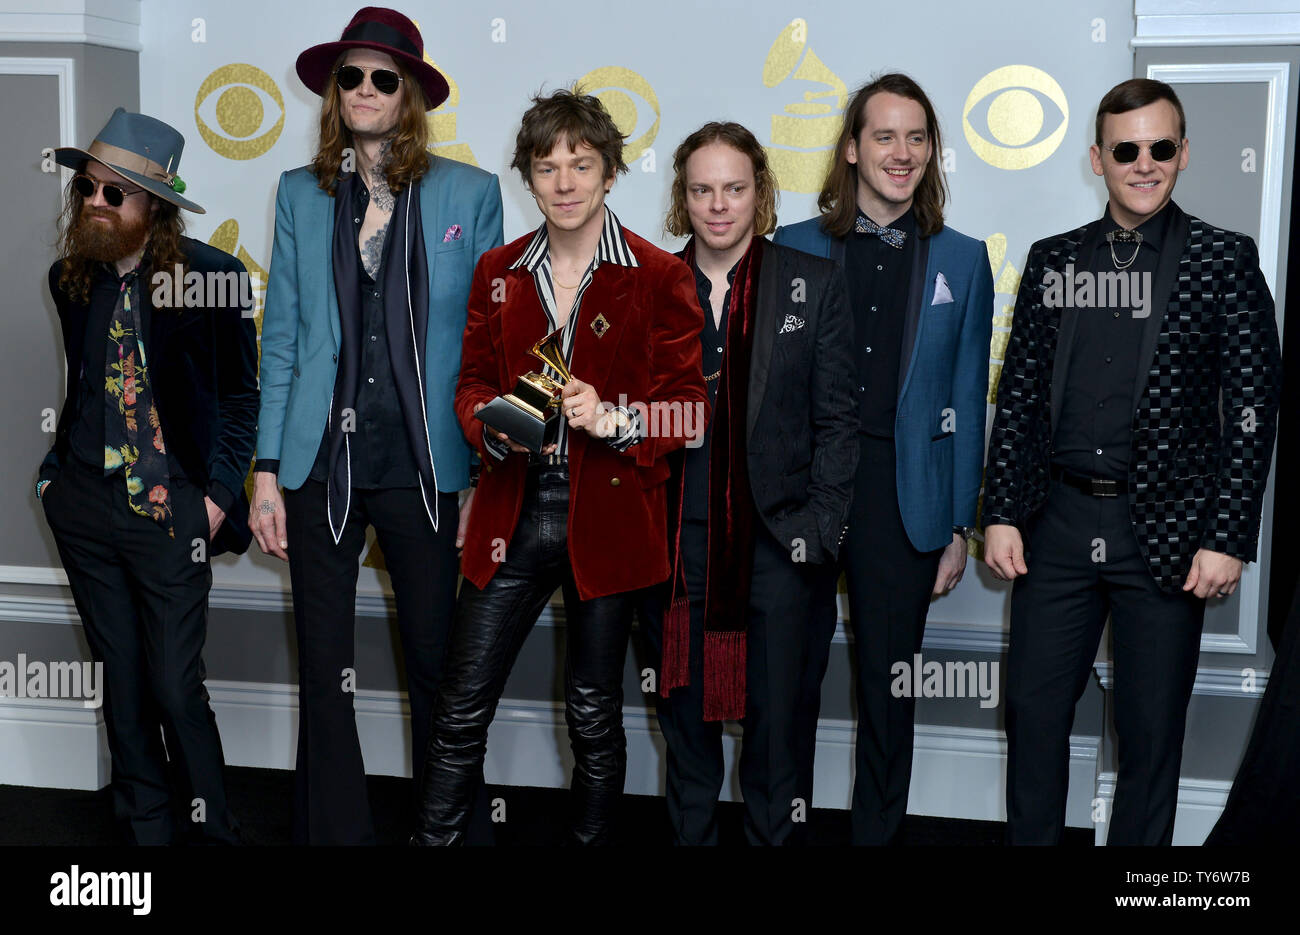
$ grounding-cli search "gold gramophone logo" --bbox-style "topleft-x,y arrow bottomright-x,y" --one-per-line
411,18 -> 478,167
762,18 -> 847,193
963,66 -> 1068,170
194,64 -> 285,160
576,66 -> 660,163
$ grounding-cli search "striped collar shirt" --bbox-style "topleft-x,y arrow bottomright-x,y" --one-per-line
483,206 -> 642,463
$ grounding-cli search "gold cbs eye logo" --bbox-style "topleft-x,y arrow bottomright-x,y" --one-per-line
195,64 -> 285,160
963,66 -> 1068,170
576,66 -> 660,163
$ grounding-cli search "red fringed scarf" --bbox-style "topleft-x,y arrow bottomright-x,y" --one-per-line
660,235 -> 763,721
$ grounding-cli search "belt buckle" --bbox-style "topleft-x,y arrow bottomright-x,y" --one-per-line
1089,478 -> 1118,498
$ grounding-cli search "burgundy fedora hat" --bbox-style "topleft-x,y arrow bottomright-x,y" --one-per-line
295,6 -> 449,111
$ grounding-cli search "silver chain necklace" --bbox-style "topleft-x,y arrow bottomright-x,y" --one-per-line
1106,229 -> 1142,270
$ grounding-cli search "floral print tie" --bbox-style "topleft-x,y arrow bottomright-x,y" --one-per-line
104,269 -> 173,537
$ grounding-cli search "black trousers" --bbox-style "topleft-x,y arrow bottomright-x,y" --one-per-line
284,478 -> 463,845
42,456 -> 238,844
641,520 -> 837,845
413,464 -> 637,845
1006,479 -> 1205,845
804,433 -> 944,845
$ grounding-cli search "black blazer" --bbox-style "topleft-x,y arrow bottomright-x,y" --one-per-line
41,237 -> 260,555
675,238 -> 859,564
983,202 -> 1283,590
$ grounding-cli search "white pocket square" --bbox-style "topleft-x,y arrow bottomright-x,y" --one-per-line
931,272 -> 954,305
779,314 -> 805,334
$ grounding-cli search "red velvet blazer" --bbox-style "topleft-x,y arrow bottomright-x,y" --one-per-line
456,225 -> 707,600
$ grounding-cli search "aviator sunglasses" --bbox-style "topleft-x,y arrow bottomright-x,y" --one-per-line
1104,138 -> 1181,164
335,64 -> 404,95
72,173 -> 146,207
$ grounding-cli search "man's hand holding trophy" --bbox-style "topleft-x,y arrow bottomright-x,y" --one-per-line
473,327 -> 620,454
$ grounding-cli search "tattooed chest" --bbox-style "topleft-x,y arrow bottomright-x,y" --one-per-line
358,202 -> 392,280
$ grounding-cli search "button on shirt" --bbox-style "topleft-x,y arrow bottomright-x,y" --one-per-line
844,207 -> 915,438
682,256 -> 736,521
1052,202 -> 1171,480
483,206 -> 641,463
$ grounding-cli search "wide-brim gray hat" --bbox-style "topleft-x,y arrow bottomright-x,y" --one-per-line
54,107 -> 205,214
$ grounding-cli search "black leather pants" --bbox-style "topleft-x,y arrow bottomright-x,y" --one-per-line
412,464 -> 636,845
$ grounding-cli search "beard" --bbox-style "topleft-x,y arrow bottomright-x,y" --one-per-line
68,204 -> 151,263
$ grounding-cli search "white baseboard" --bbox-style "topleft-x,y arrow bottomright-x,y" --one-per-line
1092,772 -> 1233,846
0,680 -> 1227,844
0,694 -> 108,790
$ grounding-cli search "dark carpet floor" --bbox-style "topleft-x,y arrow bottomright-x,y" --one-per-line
0,766 -> 1093,846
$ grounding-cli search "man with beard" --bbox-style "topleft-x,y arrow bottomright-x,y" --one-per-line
252,7 -> 503,844
39,108 -> 258,844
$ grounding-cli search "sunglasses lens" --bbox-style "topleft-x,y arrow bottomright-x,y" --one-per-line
102,185 -> 124,207
336,65 -> 364,90
1150,139 -> 1178,162
1111,142 -> 1139,164
73,176 -> 95,198
371,69 -> 400,94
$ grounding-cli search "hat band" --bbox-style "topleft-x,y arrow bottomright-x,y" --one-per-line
87,140 -> 175,185
340,20 -> 421,60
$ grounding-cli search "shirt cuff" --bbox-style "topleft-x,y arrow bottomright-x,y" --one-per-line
205,480 -> 236,514
254,459 -> 280,475
482,425 -> 509,461
605,406 -> 642,452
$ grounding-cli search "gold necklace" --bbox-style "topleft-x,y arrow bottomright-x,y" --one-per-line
553,272 -> 581,289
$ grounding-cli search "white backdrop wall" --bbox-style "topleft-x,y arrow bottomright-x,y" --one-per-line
138,0 -> 1140,629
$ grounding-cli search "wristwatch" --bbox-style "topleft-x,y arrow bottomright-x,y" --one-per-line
953,525 -> 976,541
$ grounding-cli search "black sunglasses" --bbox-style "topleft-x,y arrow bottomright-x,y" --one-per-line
335,64 -> 403,95
72,173 -> 146,207
1104,138 -> 1181,164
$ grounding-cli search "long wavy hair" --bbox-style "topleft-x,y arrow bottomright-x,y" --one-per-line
664,121 -> 779,238
817,73 -> 948,237
55,175 -> 187,305
310,52 -> 430,195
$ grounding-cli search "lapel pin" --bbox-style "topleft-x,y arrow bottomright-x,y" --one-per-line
590,312 -> 611,338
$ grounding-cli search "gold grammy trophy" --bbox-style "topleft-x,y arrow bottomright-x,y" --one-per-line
473,329 -> 573,453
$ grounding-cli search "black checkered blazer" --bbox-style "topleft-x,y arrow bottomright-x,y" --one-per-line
983,202 -> 1282,591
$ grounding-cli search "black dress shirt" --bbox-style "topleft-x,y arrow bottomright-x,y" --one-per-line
682,256 -> 736,521
308,180 -> 420,489
844,207 -> 915,438
1052,202 -> 1172,480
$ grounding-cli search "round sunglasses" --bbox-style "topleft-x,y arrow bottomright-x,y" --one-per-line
72,173 -> 146,207
335,64 -> 404,95
1103,138 -> 1181,164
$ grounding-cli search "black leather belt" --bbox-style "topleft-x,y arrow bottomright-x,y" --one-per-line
1051,465 -> 1127,497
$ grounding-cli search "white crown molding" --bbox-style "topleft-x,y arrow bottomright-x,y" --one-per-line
1133,1 -> 1300,47
0,1 -> 141,52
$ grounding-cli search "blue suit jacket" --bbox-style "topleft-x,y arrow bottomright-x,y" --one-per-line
257,155 -> 503,492
773,216 -> 993,552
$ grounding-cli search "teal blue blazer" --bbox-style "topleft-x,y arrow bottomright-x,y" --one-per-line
257,155 -> 503,492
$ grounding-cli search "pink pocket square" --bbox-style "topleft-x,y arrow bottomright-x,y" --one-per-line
443,224 -> 463,243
